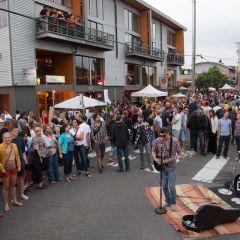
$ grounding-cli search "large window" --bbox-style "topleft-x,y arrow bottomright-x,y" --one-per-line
124,9 -> 140,33
36,54 -> 55,84
76,56 -> 104,86
142,66 -> 156,86
125,63 -> 140,85
152,23 -> 156,41
167,30 -> 176,47
88,20 -> 103,31
125,63 -> 156,86
167,69 -> 176,87
89,0 -> 103,19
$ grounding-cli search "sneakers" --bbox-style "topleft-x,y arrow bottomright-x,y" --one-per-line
20,194 -> 29,200
85,172 -> 92,178
170,204 -> 176,212
148,165 -> 154,171
162,201 -> 170,208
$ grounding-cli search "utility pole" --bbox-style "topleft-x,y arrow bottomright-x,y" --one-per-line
236,42 -> 240,88
191,0 -> 196,92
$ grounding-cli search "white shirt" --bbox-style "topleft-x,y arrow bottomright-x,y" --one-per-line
76,122 -> 91,146
213,106 -> 221,112
172,113 -> 181,131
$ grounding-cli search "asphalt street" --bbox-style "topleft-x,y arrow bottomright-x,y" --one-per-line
1,141 -> 240,240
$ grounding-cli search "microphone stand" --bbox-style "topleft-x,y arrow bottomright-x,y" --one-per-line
155,143 -> 167,214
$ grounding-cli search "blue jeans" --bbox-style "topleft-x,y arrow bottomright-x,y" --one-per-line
138,142 -> 152,167
63,151 -> 73,176
74,145 -> 81,171
162,167 -> 176,205
116,145 -> 130,171
77,145 -> 88,172
47,153 -> 59,182
190,131 -> 197,151
109,142 -> 116,158
217,135 -> 230,157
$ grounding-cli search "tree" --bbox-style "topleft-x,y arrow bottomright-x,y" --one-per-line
196,66 -> 227,90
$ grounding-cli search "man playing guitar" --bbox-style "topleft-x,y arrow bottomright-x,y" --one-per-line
152,127 -> 184,212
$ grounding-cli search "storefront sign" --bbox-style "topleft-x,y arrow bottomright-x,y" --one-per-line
46,75 -> 65,83
160,77 -> 168,89
24,67 -> 37,84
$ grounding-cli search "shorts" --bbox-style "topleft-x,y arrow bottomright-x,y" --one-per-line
172,129 -> 180,140
93,143 -> 105,156
179,129 -> 186,141
2,168 -> 17,178
17,162 -> 25,177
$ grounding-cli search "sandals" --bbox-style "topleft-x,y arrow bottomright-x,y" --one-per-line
4,206 -> 10,212
12,202 -> 23,207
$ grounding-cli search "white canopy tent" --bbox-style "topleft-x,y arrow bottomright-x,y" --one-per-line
172,93 -> 187,98
131,84 -> 168,97
54,96 -> 107,109
208,87 -> 216,91
220,84 -> 234,90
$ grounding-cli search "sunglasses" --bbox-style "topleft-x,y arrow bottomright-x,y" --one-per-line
159,134 -> 167,138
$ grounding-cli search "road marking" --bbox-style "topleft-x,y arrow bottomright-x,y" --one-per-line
192,156 -> 229,183
106,155 -> 137,167
88,146 -> 111,158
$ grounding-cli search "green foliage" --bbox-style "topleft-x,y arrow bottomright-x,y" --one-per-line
196,66 -> 227,90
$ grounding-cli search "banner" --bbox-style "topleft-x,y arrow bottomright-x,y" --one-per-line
160,77 -> 168,89
104,89 -> 111,104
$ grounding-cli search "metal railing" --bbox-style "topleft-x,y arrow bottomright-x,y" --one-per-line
125,42 -> 164,60
36,16 -> 114,48
167,53 -> 184,65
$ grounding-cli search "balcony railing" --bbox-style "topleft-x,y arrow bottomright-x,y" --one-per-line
36,16 -> 114,49
125,42 -> 164,62
167,53 -> 184,66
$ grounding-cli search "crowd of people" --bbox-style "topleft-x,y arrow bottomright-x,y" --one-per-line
1,89 -> 240,216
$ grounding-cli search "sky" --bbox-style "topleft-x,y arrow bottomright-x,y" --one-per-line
144,0 -> 240,68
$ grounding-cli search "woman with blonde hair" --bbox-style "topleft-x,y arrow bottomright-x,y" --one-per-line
0,132 -> 23,212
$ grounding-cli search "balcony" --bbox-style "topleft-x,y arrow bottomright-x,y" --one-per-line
36,16 -> 114,51
125,42 -> 164,62
167,53 -> 184,66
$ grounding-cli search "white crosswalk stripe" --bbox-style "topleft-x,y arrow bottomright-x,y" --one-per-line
192,156 -> 229,183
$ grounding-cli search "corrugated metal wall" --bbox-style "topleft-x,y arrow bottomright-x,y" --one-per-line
0,0 -> 12,86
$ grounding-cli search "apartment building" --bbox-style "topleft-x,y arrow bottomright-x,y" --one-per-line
0,0 -> 186,116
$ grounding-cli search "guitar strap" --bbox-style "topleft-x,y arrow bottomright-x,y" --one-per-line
169,125 -> 173,158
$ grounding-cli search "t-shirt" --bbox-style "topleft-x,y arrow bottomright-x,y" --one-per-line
172,113 -> 181,131
12,136 -> 25,162
76,122 -> 91,146
218,118 -> 231,136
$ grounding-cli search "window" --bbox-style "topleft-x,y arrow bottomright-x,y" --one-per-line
88,20 -> 103,31
123,9 -> 140,33
124,33 -> 140,43
125,63 -> 140,85
125,63 -> 156,86
167,30 -> 176,47
0,1 -> 8,28
76,56 -> 104,86
142,66 -> 156,86
89,0 -> 103,19
36,54 -> 55,84
167,69 -> 176,87
47,0 -> 72,8
152,23 -> 156,40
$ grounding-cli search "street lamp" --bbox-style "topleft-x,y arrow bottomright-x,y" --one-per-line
192,0 -> 196,93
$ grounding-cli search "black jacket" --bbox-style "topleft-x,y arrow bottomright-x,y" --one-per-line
112,122 -> 130,148
187,115 -> 198,133
107,120 -> 117,139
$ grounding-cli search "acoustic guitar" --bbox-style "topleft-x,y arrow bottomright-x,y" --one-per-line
154,155 -> 184,171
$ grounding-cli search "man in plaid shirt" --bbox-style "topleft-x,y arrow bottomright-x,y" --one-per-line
134,114 -> 154,171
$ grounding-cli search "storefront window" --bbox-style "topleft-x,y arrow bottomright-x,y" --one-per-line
168,69 -> 176,87
76,56 -> 104,86
125,63 -> 140,85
